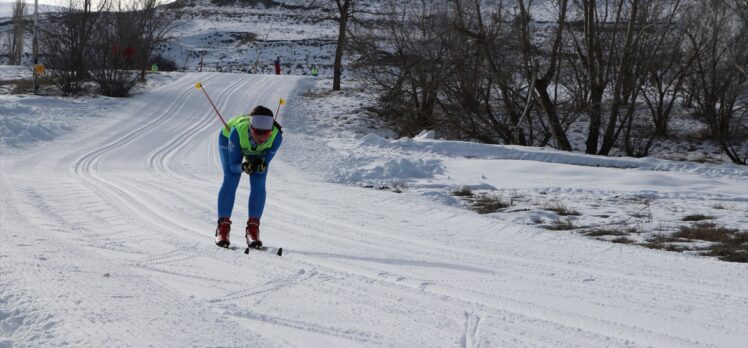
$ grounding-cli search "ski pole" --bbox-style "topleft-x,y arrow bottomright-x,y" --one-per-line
274,98 -> 285,121
195,82 -> 229,131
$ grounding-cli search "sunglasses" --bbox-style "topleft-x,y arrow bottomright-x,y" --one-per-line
251,127 -> 271,136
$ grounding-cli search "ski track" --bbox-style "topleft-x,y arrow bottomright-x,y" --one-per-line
1,73 -> 747,347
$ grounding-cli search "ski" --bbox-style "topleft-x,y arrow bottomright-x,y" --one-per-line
244,246 -> 283,256
222,245 -> 283,256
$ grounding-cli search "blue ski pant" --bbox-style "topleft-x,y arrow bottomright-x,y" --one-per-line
217,133 -> 268,219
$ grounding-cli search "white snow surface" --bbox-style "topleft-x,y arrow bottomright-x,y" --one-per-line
1,72 -> 747,347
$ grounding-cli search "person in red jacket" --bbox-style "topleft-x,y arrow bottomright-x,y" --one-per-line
274,56 -> 281,75
123,44 -> 136,68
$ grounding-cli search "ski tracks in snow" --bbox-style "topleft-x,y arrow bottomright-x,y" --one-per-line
461,311 -> 481,348
1,73 -> 747,347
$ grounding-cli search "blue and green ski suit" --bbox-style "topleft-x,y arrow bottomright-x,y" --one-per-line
217,115 -> 283,219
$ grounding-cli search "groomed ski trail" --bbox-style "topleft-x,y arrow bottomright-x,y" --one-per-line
1,73 -> 746,347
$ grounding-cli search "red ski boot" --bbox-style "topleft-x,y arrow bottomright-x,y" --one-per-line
246,217 -> 263,249
215,217 -> 231,247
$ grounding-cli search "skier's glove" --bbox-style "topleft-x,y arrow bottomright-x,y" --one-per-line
242,160 -> 253,174
251,158 -> 267,174
242,158 -> 267,174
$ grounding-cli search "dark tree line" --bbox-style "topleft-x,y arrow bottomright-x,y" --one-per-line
38,0 -> 174,97
348,0 -> 748,164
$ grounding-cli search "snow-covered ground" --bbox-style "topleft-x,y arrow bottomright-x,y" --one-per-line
1,72 -> 747,347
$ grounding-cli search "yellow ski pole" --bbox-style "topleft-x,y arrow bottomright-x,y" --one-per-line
274,98 -> 285,121
195,82 -> 229,132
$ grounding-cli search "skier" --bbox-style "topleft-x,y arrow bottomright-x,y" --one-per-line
123,43 -> 136,68
311,65 -> 318,77
215,106 -> 283,249
274,56 -> 281,75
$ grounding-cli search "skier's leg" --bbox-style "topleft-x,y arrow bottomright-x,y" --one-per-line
247,170 -> 268,219
217,132 -> 241,218
245,170 -> 268,248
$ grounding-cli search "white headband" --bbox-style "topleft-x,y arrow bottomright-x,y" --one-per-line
250,115 -> 274,131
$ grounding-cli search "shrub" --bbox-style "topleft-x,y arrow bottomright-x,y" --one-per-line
150,54 -> 179,72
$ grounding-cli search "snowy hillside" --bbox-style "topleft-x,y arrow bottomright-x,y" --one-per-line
158,0 -> 339,76
0,1 -> 63,18
1,72 -> 747,347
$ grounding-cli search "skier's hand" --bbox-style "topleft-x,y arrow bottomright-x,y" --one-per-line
242,160 -> 253,174
252,158 -> 267,174
242,158 -> 266,174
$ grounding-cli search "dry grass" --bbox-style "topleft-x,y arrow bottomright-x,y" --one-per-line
543,219 -> 575,231
544,202 -> 581,216
470,195 -> 510,214
681,214 -> 715,222
673,223 -> 737,242
706,232 -> 748,262
641,233 -> 672,247
636,223 -> 747,263
451,186 -> 473,197
585,228 -> 629,237
0,78 -> 55,94
611,237 -> 635,244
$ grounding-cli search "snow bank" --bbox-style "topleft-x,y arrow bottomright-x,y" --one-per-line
0,95 -> 116,152
358,133 -> 748,178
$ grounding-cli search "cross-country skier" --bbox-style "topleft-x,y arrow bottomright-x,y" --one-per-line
215,106 -> 283,249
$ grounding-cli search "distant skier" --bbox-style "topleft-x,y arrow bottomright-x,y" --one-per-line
123,43 -> 136,68
215,106 -> 283,249
311,65 -> 318,77
274,56 -> 281,75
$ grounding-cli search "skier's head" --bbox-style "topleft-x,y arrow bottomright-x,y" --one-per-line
249,105 -> 274,144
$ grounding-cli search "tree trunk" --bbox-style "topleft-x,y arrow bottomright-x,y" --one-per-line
333,0 -> 350,91
585,88 -> 603,154
599,0 -> 641,156
10,0 -> 26,65
536,79 -> 573,150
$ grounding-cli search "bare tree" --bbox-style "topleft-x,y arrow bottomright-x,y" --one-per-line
563,0 -> 671,155
611,0 -> 685,158
332,0 -> 353,91
517,0 -> 574,151
39,0 -> 100,95
682,1 -> 747,165
131,0 -> 175,81
8,0 -> 26,65
449,0 -> 524,144
88,0 -> 140,97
